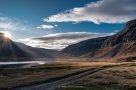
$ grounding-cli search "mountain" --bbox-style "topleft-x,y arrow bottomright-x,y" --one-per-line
59,19 -> 136,61
0,33 -> 58,61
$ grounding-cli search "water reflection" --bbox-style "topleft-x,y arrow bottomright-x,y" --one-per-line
0,61 -> 48,68
0,61 -> 47,65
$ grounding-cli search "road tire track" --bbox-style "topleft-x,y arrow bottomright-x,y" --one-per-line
14,63 -> 129,90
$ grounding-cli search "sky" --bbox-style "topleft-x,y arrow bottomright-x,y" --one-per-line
0,0 -> 136,50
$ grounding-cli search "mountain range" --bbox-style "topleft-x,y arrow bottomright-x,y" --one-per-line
59,19 -> 136,61
0,19 -> 136,61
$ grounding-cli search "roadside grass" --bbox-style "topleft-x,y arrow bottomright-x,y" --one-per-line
0,61 -> 135,89
56,86 -> 136,90
0,62 -> 86,89
64,62 -> 136,90
0,61 -> 111,89
55,86 -> 121,90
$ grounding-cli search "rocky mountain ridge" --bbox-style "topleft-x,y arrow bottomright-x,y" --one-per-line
59,19 -> 136,61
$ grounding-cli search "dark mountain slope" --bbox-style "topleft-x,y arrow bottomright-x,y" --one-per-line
59,19 -> 136,60
60,37 -> 108,57
0,33 -> 58,61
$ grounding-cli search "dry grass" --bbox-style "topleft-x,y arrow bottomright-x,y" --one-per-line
65,62 -> 136,90
0,61 -> 135,89
0,62 -> 86,89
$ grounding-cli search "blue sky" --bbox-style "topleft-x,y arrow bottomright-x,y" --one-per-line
0,0 -> 92,25
0,0 -> 135,49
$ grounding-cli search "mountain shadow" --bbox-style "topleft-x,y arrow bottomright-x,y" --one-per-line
0,33 -> 58,61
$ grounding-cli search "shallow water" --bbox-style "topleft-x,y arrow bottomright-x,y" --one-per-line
0,61 -> 47,65
0,61 -> 48,68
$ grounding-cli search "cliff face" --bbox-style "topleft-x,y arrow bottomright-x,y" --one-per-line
102,19 -> 136,47
59,19 -> 136,60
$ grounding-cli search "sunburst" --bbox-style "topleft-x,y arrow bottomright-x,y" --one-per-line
3,31 -> 11,38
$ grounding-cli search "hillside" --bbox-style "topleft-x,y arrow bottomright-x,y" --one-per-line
0,33 -> 58,61
59,19 -> 136,61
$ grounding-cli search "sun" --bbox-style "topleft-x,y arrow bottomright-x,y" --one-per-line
3,31 -> 11,38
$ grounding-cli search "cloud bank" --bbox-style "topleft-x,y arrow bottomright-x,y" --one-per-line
23,32 -> 115,50
44,0 -> 136,24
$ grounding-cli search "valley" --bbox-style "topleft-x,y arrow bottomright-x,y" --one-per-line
0,0 -> 136,90
0,61 -> 135,90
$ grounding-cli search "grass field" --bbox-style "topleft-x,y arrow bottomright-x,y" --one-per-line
56,62 -> 136,90
0,61 -> 135,90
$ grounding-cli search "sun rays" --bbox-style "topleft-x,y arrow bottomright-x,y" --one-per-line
0,32 -> 11,48
3,31 -> 11,39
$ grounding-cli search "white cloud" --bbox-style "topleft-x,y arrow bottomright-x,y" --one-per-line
0,16 -> 45,40
44,0 -> 136,24
54,24 -> 58,27
0,17 -> 18,31
36,24 -> 57,30
0,17 -> 33,32
22,32 -> 115,50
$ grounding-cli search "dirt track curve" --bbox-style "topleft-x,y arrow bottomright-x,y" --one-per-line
14,63 -> 129,90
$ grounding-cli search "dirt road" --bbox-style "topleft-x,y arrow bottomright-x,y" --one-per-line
15,63 -> 129,90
